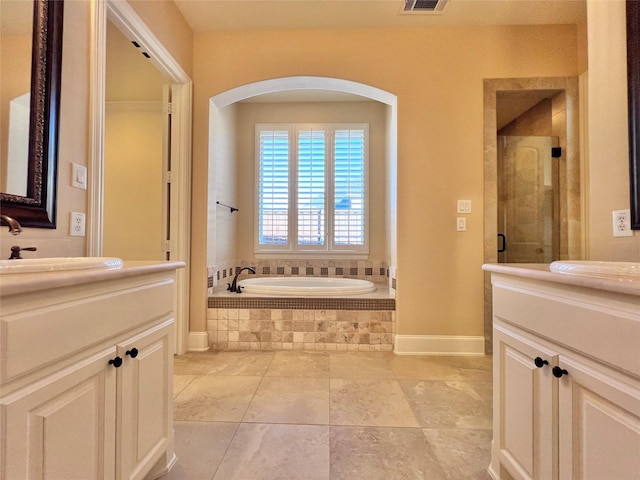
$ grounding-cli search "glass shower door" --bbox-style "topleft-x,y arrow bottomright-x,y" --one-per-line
498,135 -> 559,263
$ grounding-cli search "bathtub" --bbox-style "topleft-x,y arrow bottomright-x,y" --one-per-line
238,277 -> 376,296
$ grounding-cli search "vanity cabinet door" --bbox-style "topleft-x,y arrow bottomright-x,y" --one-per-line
0,347 -> 117,480
557,355 -> 640,480
493,324 -> 558,480
116,319 -> 174,480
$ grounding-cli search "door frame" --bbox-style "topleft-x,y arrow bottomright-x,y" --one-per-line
89,0 -> 192,355
483,76 -> 582,354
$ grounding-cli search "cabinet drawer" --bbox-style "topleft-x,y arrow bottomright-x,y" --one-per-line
1,279 -> 174,385
492,282 -> 640,377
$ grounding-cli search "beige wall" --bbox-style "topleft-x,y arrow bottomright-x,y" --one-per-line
0,1 -> 90,258
128,0 -> 193,78
208,104 -> 238,265
192,25 -> 579,337
233,101 -> 388,261
586,0 -> 639,260
103,103 -> 164,260
0,1 -> 193,261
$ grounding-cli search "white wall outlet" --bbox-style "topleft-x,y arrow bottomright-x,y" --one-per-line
457,200 -> 472,214
71,163 -> 87,190
70,212 -> 86,237
456,217 -> 467,231
612,209 -> 633,237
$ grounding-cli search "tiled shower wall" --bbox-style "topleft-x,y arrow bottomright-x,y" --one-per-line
207,259 -> 395,294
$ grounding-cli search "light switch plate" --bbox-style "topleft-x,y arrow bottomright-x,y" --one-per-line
457,200 -> 471,213
456,217 -> 467,231
71,163 -> 87,190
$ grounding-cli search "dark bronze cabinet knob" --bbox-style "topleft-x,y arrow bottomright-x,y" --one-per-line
552,366 -> 569,378
534,357 -> 549,368
109,356 -> 123,368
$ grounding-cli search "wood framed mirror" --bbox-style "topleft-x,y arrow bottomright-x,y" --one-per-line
0,0 -> 63,228
628,0 -> 640,230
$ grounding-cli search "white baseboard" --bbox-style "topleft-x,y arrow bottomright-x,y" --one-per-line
394,335 -> 485,355
188,331 -> 210,352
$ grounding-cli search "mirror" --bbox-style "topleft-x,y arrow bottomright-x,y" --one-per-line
628,0 -> 640,229
0,0 -> 63,228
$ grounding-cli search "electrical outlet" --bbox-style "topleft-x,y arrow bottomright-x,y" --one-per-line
612,209 -> 633,237
70,212 -> 86,237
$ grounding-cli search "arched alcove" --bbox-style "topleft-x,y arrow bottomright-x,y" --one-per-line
207,76 -> 398,282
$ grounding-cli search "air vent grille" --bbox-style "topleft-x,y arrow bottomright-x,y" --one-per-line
403,0 -> 448,12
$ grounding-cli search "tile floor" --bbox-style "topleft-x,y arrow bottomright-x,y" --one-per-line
164,350 -> 493,480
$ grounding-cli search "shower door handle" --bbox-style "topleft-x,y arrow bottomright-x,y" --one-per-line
497,234 -> 506,253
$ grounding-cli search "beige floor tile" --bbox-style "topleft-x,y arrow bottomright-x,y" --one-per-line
330,378 -> 419,427
162,422 -> 238,480
243,376 -> 330,424
423,428 -> 493,480
330,425 -> 447,480
173,375 -> 262,422
390,355 -> 493,381
213,423 -> 330,480
173,350 -> 274,376
399,380 -> 492,429
173,375 -> 196,398
265,350 -> 330,377
329,352 -> 396,379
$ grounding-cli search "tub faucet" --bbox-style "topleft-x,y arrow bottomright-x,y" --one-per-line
0,215 -> 22,235
227,266 -> 256,293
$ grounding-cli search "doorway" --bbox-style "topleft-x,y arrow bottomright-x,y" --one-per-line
483,77 -> 581,353
90,0 -> 193,354
103,20 -> 169,261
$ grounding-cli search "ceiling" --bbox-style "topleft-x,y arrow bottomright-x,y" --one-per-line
173,0 -> 586,33
496,89 -> 563,129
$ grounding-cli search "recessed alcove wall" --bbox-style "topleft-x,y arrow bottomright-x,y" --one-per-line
483,77 -> 580,352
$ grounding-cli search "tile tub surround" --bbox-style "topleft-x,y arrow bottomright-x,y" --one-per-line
208,285 -> 395,351
207,259 -> 396,295
167,350 -> 493,480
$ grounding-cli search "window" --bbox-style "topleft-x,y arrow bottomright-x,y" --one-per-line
256,124 -> 368,255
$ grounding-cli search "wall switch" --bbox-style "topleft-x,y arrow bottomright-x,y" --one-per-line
457,200 -> 471,213
612,209 -> 633,237
71,163 -> 87,190
70,212 -> 86,237
456,217 -> 467,231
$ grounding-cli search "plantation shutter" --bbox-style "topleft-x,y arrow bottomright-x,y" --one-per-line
258,130 -> 289,245
297,129 -> 326,246
334,129 -> 365,246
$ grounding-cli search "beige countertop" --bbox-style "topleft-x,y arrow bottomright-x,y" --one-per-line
0,260 -> 185,297
482,263 -> 640,296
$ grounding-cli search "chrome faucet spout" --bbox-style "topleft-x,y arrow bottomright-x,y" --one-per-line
0,215 -> 22,235
228,266 -> 256,293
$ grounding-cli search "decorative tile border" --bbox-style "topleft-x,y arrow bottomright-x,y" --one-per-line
208,297 -> 395,311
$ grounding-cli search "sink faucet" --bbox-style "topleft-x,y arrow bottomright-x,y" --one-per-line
227,266 -> 256,293
9,245 -> 37,260
0,215 -> 22,235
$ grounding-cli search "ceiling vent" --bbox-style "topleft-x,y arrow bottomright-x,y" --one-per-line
403,0 -> 448,13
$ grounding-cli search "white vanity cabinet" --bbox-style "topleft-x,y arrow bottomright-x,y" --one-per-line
485,265 -> 640,480
0,262 -> 183,480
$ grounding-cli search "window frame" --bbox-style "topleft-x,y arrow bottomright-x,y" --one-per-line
254,123 -> 369,257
